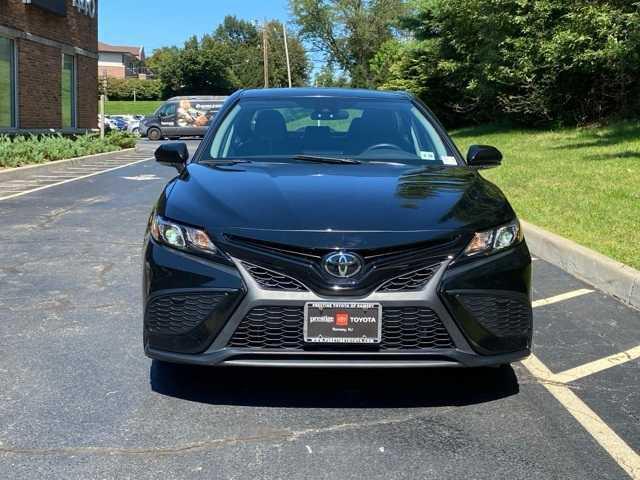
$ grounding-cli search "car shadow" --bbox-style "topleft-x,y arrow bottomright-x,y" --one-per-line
150,361 -> 519,408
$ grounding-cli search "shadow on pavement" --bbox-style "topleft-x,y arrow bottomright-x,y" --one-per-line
150,361 -> 519,408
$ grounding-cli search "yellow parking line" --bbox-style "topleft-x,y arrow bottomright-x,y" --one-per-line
526,290 -> 640,478
522,355 -> 640,479
553,345 -> 640,384
532,288 -> 593,308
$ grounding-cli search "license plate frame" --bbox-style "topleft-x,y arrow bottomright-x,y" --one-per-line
303,302 -> 382,344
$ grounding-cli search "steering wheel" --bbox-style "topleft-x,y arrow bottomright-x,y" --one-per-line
362,143 -> 404,154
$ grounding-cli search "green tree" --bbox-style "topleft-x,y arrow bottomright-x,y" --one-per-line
290,0 -> 406,88
146,46 -> 180,76
160,35 -> 234,97
373,0 -> 640,126
214,16 -> 263,89
154,16 -> 310,96
313,62 -> 349,87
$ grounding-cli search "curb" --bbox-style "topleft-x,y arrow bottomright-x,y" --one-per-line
0,148 -> 136,176
522,220 -> 640,310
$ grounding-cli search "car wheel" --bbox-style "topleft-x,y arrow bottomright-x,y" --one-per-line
147,127 -> 162,141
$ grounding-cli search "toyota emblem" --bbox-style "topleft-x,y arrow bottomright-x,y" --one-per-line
322,251 -> 363,278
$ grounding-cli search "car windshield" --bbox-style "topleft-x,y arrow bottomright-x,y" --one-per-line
202,97 -> 458,165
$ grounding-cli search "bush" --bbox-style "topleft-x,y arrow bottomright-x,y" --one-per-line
104,130 -> 137,149
0,132 -> 137,168
374,0 -> 640,126
103,78 -> 163,101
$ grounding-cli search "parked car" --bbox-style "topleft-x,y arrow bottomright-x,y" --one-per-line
107,116 -> 129,131
97,115 -> 112,133
139,96 -> 227,141
121,115 -> 141,135
143,88 -> 532,368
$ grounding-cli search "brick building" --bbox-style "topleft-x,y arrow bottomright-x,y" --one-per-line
0,0 -> 98,133
98,42 -> 146,79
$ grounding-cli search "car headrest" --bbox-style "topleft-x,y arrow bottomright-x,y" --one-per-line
361,109 -> 397,129
254,110 -> 287,139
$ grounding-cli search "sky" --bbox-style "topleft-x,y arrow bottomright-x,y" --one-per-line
99,0 -> 292,53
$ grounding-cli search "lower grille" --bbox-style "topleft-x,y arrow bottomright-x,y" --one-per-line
377,263 -> 441,292
228,306 -> 304,349
457,294 -> 532,339
145,292 -> 229,335
381,307 -> 454,349
228,306 -> 454,350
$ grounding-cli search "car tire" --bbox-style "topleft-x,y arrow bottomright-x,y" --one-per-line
147,127 -> 162,141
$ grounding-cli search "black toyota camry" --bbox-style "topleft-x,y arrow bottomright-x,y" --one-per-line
143,88 -> 532,368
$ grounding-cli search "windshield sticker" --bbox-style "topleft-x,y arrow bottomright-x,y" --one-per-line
441,156 -> 457,166
420,151 -> 436,161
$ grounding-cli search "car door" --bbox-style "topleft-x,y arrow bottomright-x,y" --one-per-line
157,103 -> 178,136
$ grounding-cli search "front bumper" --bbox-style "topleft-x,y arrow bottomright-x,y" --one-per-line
143,240 -> 532,367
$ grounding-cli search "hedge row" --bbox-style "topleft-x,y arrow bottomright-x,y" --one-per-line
0,132 -> 137,168
101,78 -> 163,101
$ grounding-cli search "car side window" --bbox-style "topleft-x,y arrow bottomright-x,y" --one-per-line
210,104 -> 242,158
160,103 -> 176,117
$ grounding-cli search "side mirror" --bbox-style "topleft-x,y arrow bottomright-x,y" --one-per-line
466,145 -> 502,168
155,142 -> 189,172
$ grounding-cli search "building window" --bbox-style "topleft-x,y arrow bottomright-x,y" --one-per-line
0,37 -> 16,128
61,54 -> 76,128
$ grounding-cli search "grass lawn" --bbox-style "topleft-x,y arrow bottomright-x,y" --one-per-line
104,100 -> 162,116
451,121 -> 640,269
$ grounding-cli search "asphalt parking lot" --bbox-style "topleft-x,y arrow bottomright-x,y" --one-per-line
0,140 -> 638,479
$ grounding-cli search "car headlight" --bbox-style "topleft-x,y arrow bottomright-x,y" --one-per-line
150,213 -> 217,254
463,219 -> 522,256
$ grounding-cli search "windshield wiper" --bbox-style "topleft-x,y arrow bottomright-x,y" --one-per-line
292,154 -> 361,165
199,159 -> 253,165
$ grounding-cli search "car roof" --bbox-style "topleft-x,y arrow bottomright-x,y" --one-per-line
167,96 -> 229,102
238,87 -> 412,100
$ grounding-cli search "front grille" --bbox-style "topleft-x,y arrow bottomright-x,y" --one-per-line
228,306 -> 454,350
224,234 -> 464,297
145,292 -> 228,335
381,307 -> 454,349
457,294 -> 532,339
241,262 -> 308,291
377,263 -> 441,292
226,234 -> 462,261
228,306 -> 304,349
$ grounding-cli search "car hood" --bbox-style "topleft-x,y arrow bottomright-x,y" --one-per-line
162,162 -> 515,249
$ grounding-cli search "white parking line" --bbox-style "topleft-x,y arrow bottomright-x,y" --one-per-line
553,345 -> 640,384
33,175 -> 82,182
63,167 -> 107,171
523,290 -> 640,479
532,288 -> 593,308
0,157 -> 153,201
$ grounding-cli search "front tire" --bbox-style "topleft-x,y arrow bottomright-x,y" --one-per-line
147,127 -> 162,141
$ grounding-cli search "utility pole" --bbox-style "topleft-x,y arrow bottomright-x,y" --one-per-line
283,23 -> 292,88
262,20 -> 269,88
99,94 -> 105,139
